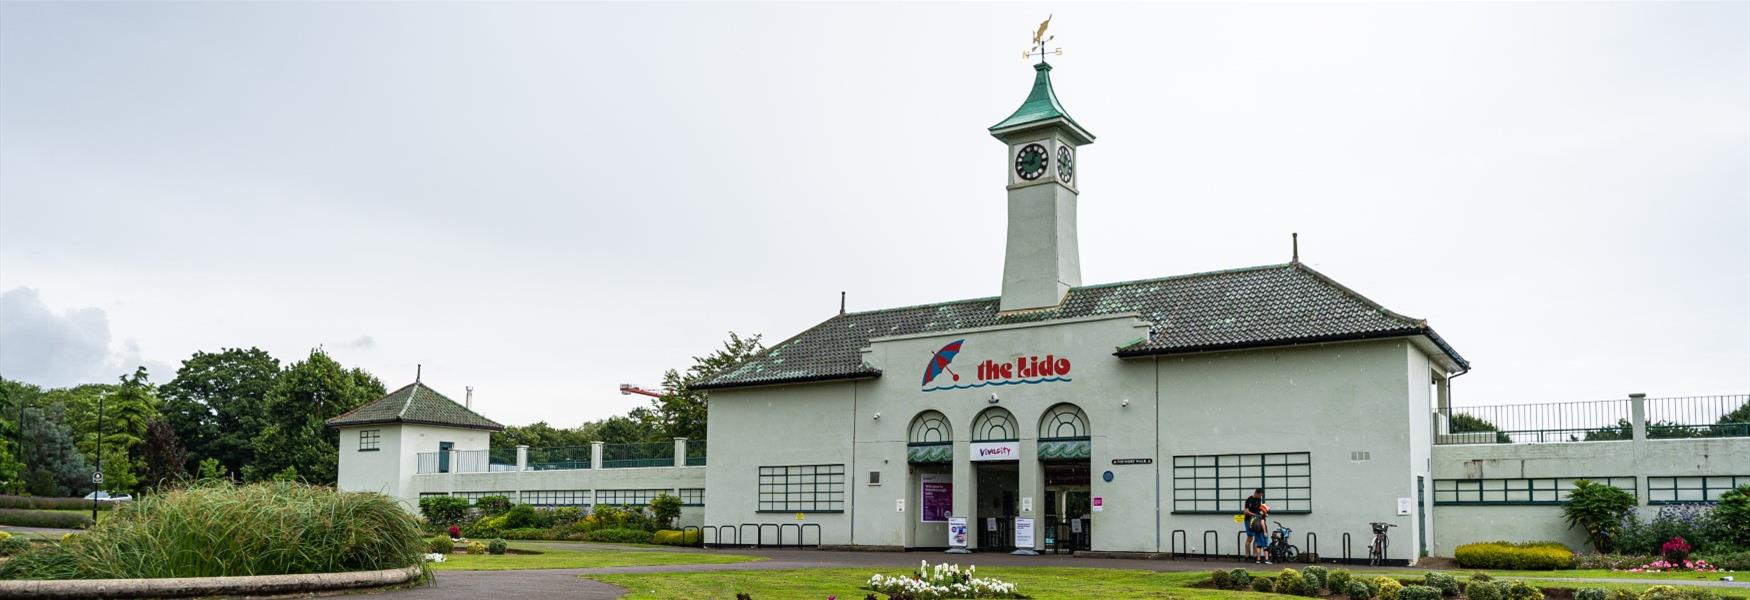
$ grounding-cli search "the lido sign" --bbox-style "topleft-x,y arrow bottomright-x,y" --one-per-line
921,339 -> 1073,393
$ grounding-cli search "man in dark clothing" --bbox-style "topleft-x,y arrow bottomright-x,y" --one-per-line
1243,488 -> 1270,564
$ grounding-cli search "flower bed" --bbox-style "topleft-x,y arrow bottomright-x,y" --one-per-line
866,560 -> 1019,599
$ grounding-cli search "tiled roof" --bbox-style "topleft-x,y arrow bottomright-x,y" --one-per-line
990,62 -> 1093,143
694,263 -> 1467,390
325,381 -> 504,431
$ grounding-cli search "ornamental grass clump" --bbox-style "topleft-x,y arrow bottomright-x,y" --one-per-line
0,481 -> 424,580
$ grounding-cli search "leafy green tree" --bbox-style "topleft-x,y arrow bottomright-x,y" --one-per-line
159,348 -> 280,476
1449,412 -> 1512,443
645,332 -> 763,440
18,406 -> 90,496
1715,484 -> 1750,549
0,378 -> 39,492
1713,401 -> 1750,437
649,493 -> 682,529
248,349 -> 384,485
1562,479 -> 1638,552
97,447 -> 137,494
138,419 -> 189,491
195,457 -> 226,481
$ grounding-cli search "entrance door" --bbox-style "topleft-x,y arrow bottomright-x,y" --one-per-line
1417,475 -> 1427,557
974,462 -> 1018,551
1043,462 -> 1091,552
438,442 -> 453,473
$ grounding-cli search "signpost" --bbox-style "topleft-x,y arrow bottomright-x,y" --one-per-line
946,516 -> 970,553
1012,518 -> 1036,556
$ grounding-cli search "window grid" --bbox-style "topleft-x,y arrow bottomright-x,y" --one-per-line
1433,477 -> 1637,505
1648,476 -> 1749,504
758,464 -> 846,513
596,489 -> 667,506
679,488 -> 705,506
520,490 -> 591,507
1171,452 -> 1312,514
359,430 -> 380,451
452,491 -> 514,505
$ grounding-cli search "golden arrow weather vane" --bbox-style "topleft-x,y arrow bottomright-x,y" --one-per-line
1024,14 -> 1062,61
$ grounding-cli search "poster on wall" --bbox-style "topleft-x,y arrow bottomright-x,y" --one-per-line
1014,518 -> 1035,548
920,474 -> 952,523
948,517 -> 968,548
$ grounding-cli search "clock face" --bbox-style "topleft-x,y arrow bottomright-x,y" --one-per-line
1014,144 -> 1048,181
1057,146 -> 1074,183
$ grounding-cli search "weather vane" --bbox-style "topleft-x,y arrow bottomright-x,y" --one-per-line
1023,14 -> 1061,62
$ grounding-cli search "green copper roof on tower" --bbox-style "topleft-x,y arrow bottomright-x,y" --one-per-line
989,62 -> 1094,142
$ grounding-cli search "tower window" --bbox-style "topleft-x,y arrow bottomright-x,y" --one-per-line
359,430 -> 381,451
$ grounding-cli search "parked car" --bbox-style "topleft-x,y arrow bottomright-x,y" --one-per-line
81,491 -> 132,502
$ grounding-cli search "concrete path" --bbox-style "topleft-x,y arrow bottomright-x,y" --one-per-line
0,525 -> 80,539
365,545 -> 1750,599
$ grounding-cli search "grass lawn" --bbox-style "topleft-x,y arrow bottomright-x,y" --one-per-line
431,541 -> 764,571
1352,569 -> 1740,583
592,566 -> 1750,600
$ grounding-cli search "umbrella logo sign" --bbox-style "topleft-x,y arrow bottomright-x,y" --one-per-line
921,339 -> 965,387
920,339 -> 1074,392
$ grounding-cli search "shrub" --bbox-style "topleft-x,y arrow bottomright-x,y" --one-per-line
0,508 -> 93,529
1578,589 -> 1608,600
1229,568 -> 1253,590
1563,480 -> 1638,552
1455,541 -> 1575,570
1506,581 -> 1544,600
1639,587 -> 1682,600
487,538 -> 507,555
1575,554 -> 1657,570
418,496 -> 469,528
1717,485 -> 1750,549
1423,572 -> 1458,597
0,496 -> 114,511
499,528 -> 558,540
1212,569 -> 1232,589
426,536 -> 453,554
650,493 -> 682,529
1274,569 -> 1307,595
1465,579 -> 1501,600
1401,585 -> 1441,600
1328,569 -> 1352,594
474,495 -> 511,517
652,529 -> 702,546
1253,577 -> 1275,593
1469,572 -> 1493,583
501,504 -> 543,530
465,540 -> 486,554
1347,580 -> 1373,600
1375,577 -> 1404,600
1659,537 -> 1692,563
1303,565 -> 1329,591
552,506 -> 583,526
0,481 -> 423,580
583,527 -> 654,544
1699,550 -> 1750,571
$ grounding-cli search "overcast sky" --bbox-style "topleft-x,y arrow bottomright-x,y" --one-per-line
2,1 -> 1746,427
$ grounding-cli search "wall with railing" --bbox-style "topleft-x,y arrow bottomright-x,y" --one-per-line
417,438 -> 702,474
1434,394 -> 1748,445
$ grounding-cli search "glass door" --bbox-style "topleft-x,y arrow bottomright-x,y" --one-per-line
438,441 -> 453,473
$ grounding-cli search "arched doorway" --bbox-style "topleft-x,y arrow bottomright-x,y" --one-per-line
908,411 -> 953,548
1038,403 -> 1091,553
971,407 -> 1019,551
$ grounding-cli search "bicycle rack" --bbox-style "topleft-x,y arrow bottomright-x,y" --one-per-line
800,523 -> 822,547
701,525 -> 716,546
758,524 -> 778,548
739,523 -> 759,547
682,526 -> 702,548
1236,531 -> 1248,561
1305,532 -> 1318,563
1341,532 -> 1352,564
778,523 -> 800,548
719,524 -> 739,546
1170,530 -> 1187,559
1202,530 -> 1218,562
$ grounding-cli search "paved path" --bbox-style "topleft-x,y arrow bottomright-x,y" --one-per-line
0,526 -> 80,539
366,545 -> 1750,599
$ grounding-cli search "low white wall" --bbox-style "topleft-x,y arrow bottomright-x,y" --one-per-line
412,465 -> 710,527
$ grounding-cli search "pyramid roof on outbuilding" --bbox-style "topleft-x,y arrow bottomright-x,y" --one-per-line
325,381 -> 504,432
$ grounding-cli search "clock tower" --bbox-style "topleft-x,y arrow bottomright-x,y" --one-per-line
990,60 -> 1095,312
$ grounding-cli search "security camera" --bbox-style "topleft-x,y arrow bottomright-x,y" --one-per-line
988,394 -> 1000,404
873,412 -> 881,420
1121,399 -> 1130,407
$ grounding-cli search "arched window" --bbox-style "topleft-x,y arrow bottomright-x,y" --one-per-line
908,411 -> 952,444
972,407 -> 1019,442
1038,403 -> 1089,440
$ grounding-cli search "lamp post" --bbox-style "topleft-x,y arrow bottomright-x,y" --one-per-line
92,392 -> 105,522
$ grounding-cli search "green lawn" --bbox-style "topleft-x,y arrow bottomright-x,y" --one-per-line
1352,569 -> 1739,583
431,541 -> 764,571
591,567 -> 1750,600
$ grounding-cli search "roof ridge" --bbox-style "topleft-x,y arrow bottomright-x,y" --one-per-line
1069,263 -> 1296,292
398,382 -> 418,418
1286,262 -> 1423,326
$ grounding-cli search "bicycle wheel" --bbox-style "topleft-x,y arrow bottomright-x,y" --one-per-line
1282,545 -> 1298,562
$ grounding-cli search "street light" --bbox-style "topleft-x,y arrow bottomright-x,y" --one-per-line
92,392 -> 105,522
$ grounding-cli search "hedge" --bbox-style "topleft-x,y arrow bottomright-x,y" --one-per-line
652,529 -> 701,546
582,527 -> 654,544
0,496 -> 113,511
0,508 -> 94,529
1455,541 -> 1575,570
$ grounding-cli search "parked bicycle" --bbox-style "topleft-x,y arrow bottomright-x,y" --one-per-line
1266,521 -> 1299,563
1368,522 -> 1396,566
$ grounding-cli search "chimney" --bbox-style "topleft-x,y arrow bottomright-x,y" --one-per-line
465,386 -> 474,410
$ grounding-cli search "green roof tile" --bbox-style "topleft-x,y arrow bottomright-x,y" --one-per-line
325,381 -> 504,431
989,62 -> 1093,142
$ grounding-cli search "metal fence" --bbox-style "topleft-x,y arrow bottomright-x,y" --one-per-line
527,446 -> 592,471
686,440 -> 707,466
602,442 -> 675,469
416,450 -> 493,474
1435,394 -> 1748,445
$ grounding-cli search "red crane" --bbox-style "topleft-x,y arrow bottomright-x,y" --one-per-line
619,383 -> 665,398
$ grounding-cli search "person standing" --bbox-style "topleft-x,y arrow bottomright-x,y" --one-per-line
1243,488 -> 1271,564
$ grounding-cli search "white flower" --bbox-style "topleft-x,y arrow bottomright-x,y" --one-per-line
423,553 -> 446,563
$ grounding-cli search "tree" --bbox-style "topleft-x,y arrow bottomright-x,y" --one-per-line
1449,412 -> 1512,443
17,406 -> 90,496
248,349 -> 384,485
159,348 -> 280,477
644,332 -> 763,440
195,457 -> 226,481
138,419 -> 189,491
1713,401 -> 1750,437
649,493 -> 682,529
0,378 -> 39,492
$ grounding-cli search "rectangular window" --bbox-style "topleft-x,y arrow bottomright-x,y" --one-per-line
678,488 -> 705,506
359,430 -> 381,451
1171,452 -> 1311,514
452,491 -> 514,505
758,464 -> 846,513
519,490 -> 591,507
1433,477 -> 1636,505
1648,476 -> 1749,504
595,489 -> 667,506
418,492 -> 448,498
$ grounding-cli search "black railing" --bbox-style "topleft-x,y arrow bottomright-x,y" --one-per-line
527,446 -> 591,471
1435,394 -> 1748,445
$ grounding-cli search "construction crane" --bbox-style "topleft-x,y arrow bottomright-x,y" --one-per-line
619,383 -> 665,398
